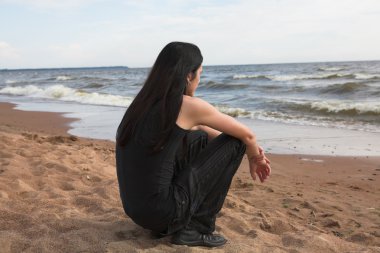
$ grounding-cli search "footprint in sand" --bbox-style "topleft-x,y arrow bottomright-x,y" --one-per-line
320,218 -> 341,228
319,213 -> 334,218
115,229 -> 144,240
1,160 -> 10,167
0,150 -> 14,159
224,215 -> 250,235
46,135 -> 78,144
58,181 -> 75,191
30,165 -> 46,176
347,219 -> 361,228
93,187 -> 111,199
80,174 -> 102,186
281,234 -> 306,248
224,198 -> 238,209
232,177 -> 253,189
348,185 -> 362,191
16,149 -> 38,158
299,201 -> 317,212
73,196 -> 106,215
21,132 -> 39,141
246,229 -> 258,238
348,232 -> 376,246
259,217 -> 296,235
45,162 -> 69,173
18,191 -> 39,199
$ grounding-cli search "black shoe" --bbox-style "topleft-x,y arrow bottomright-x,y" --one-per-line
150,230 -> 167,239
171,228 -> 227,247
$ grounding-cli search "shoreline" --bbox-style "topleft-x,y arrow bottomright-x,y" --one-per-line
2,100 -> 380,156
0,102 -> 76,136
0,100 -> 379,252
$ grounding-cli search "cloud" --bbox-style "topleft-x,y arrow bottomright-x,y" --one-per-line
71,0 -> 380,66
0,41 -> 21,66
1,0 -> 380,68
0,0 -> 103,9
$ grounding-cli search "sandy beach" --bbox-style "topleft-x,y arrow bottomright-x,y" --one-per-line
0,102 -> 379,253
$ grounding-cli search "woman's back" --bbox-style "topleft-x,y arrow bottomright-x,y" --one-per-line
116,100 -> 189,230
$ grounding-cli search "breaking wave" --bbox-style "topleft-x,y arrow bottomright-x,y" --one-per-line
283,100 -> 380,117
0,85 -> 132,107
214,105 -> 251,117
232,73 -> 380,81
200,81 -> 249,89
56,75 -> 72,81
317,66 -> 345,71
319,82 -> 369,94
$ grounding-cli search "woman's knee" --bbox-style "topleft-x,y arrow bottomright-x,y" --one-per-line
222,134 -> 246,155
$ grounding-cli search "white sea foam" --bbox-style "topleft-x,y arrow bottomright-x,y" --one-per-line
310,101 -> 380,114
233,74 -> 268,80
56,75 -> 72,81
5,80 -> 16,84
354,73 -> 380,80
318,67 -> 345,71
272,73 -> 354,81
271,74 -> 306,81
214,105 -> 251,117
0,85 -> 133,107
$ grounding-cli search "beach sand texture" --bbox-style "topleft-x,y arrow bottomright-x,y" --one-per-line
0,102 -> 379,253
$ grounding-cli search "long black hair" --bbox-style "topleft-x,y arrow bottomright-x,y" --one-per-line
116,42 -> 203,152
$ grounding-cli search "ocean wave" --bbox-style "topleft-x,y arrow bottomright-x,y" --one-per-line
232,73 -> 357,81
56,75 -> 73,81
317,66 -> 345,71
233,74 -> 271,80
354,73 -> 380,80
284,100 -> 380,117
0,85 -> 132,107
232,72 -> 380,82
319,82 -> 369,94
309,101 -> 380,116
79,76 -> 114,82
48,75 -> 117,83
251,110 -> 380,132
83,83 -> 104,89
201,81 -> 249,89
256,84 -> 283,90
214,105 -> 251,117
5,80 -> 16,84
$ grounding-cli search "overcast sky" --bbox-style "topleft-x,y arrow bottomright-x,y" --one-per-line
1,0 -> 380,69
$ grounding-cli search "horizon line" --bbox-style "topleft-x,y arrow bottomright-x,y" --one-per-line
1,59 -> 379,71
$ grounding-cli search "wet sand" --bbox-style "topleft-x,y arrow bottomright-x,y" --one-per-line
0,102 -> 379,253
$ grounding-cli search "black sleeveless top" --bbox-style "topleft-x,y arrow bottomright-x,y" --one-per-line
116,102 -> 189,231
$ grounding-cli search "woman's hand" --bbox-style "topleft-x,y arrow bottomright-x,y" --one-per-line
248,149 -> 271,182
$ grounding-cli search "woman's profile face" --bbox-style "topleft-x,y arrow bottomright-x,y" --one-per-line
186,65 -> 203,97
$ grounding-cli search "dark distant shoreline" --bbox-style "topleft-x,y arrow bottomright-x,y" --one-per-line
2,59 -> 380,71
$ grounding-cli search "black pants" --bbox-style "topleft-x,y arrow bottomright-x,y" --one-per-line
165,130 -> 246,235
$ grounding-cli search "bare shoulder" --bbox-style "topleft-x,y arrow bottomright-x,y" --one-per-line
177,95 -> 216,129
182,95 -> 215,113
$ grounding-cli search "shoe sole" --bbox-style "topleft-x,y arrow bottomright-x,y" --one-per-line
171,238 -> 227,247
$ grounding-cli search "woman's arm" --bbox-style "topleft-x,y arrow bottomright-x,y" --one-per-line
185,96 -> 271,182
187,96 -> 261,157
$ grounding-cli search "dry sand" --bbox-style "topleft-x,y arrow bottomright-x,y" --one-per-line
0,102 -> 379,253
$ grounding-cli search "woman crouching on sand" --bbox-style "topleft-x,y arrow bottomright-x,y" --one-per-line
116,42 -> 271,247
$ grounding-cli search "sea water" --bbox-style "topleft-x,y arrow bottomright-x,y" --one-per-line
1,62 -> 379,155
